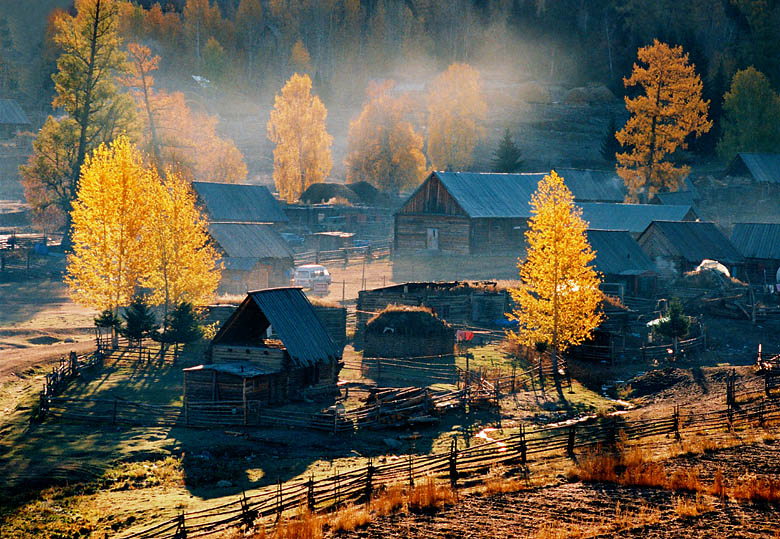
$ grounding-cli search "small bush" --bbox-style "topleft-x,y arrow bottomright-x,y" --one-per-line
371,484 -> 405,516
329,506 -> 371,533
407,477 -> 456,513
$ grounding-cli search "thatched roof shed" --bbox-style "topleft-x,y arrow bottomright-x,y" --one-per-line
364,306 -> 454,359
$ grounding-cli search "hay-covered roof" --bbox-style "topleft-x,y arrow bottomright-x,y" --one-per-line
365,305 -> 452,337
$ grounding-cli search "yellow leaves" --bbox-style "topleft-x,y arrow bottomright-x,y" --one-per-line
427,63 -> 487,171
345,80 -> 426,193
616,40 -> 711,202
66,137 -> 221,313
508,171 -> 603,353
267,73 -> 333,203
290,40 -> 312,73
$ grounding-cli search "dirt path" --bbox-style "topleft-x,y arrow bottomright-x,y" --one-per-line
0,340 -> 95,384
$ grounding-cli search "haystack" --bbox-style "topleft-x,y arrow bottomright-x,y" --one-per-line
364,306 -> 454,359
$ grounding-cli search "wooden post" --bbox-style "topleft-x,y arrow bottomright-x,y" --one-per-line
243,378 -> 248,426
567,426 -> 576,458
342,280 -> 346,302
673,404 -> 681,441
448,440 -> 457,489
173,512 -> 186,539
276,478 -> 282,520
519,425 -> 527,466
365,460 -> 374,507
307,476 -> 315,511
408,454 -> 414,488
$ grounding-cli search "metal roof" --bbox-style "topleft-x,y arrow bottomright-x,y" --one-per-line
640,221 -> 744,265
554,168 -> 626,202
209,223 -> 293,261
654,191 -> 697,207
192,181 -> 288,223
426,170 -> 628,219
0,99 -> 30,125
586,230 -> 657,276
726,153 -> 780,183
730,223 -> 780,260
213,288 -> 340,366
578,203 -> 697,233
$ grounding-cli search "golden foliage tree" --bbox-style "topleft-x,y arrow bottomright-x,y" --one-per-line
144,170 -> 221,318
290,39 -> 311,73
616,40 -> 711,202
267,73 -> 333,202
121,44 -> 247,183
66,136 -> 155,314
345,80 -> 427,193
426,63 -> 487,170
507,171 -> 603,397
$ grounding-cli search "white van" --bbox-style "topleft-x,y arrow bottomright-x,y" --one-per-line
292,264 -> 331,288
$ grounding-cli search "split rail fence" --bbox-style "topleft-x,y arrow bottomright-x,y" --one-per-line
118,393 -> 780,539
293,240 -> 391,267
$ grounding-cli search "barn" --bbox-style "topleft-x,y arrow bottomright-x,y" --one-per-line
192,181 -> 289,225
394,170 -> 680,255
730,223 -> 780,285
725,153 -> 780,184
209,223 -> 293,295
0,98 -> 30,139
586,230 -> 658,296
184,288 -> 342,405
637,221 -> 744,279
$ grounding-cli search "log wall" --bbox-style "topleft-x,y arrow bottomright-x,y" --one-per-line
212,345 -> 287,371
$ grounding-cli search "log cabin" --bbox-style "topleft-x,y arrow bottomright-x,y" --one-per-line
184,288 -> 342,406
730,223 -> 780,285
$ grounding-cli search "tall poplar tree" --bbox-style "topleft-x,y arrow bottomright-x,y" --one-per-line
427,63 -> 487,171
508,171 -> 604,399
267,73 -> 333,203
616,40 -> 711,202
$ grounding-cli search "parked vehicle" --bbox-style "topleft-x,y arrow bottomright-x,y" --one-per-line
292,264 -> 331,289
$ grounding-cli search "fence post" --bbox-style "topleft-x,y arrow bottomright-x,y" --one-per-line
408,455 -> 414,488
335,470 -> 341,508
307,475 -> 315,511
276,478 -> 282,520
173,512 -> 186,539
567,426 -> 576,459
365,460 -> 374,507
673,404 -> 681,441
519,425 -> 527,466
758,401 -> 765,427
448,440 -> 458,490
240,489 -> 256,528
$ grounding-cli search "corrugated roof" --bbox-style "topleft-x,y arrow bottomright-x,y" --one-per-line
586,230 -> 657,276
193,181 -> 288,223
730,223 -> 780,260
641,221 -> 744,265
426,170 -> 629,218
578,203 -> 697,233
554,168 -> 626,202
0,99 -> 30,125
726,153 -> 780,183
654,191 -> 697,207
209,223 -> 293,260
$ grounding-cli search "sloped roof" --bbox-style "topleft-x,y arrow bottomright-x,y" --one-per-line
417,170 -> 628,219
192,181 -> 288,223
641,221 -> 744,265
586,230 -> 657,276
730,223 -> 780,260
654,191 -> 697,207
0,99 -> 29,125
213,288 -> 340,366
209,223 -> 293,261
578,203 -> 697,233
726,153 -> 780,183
554,168 -> 626,202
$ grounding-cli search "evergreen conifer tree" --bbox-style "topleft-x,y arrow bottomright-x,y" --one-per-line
600,117 -> 621,163
491,129 -> 523,173
121,296 -> 158,359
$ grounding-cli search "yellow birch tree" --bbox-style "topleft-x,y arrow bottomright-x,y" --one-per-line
144,169 -> 221,318
66,136 -> 155,314
426,63 -> 487,170
507,171 -> 603,398
616,40 -> 711,202
267,73 -> 333,203
345,80 -> 427,194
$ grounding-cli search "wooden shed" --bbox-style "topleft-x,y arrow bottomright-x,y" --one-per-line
0,98 -> 30,139
730,223 -> 780,285
725,153 -> 780,184
637,221 -> 744,280
185,288 -> 342,405
209,223 -> 294,295
586,230 -> 659,296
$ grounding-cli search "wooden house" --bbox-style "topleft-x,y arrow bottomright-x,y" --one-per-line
725,153 -> 780,184
305,231 -> 354,252
586,230 -> 658,296
208,223 -> 294,295
192,181 -> 289,226
184,288 -> 342,405
0,99 -> 30,139
393,170 -> 673,255
578,203 -> 698,236
637,221 -> 744,279
730,223 -> 780,285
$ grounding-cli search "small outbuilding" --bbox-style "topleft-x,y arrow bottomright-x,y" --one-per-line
637,221 -> 744,279
192,181 -> 289,225
185,288 -> 342,405
586,230 -> 658,296
0,98 -> 30,139
730,223 -> 780,285
725,153 -> 780,184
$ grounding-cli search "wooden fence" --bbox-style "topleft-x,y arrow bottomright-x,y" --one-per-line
35,350 -> 102,420
293,240 -> 392,267
117,393 -> 780,539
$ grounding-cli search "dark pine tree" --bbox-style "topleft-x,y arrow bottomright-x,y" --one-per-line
160,302 -> 203,360
654,297 -> 690,342
491,129 -> 523,172
121,296 -> 158,360
600,116 -> 622,163
690,60 -> 726,156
